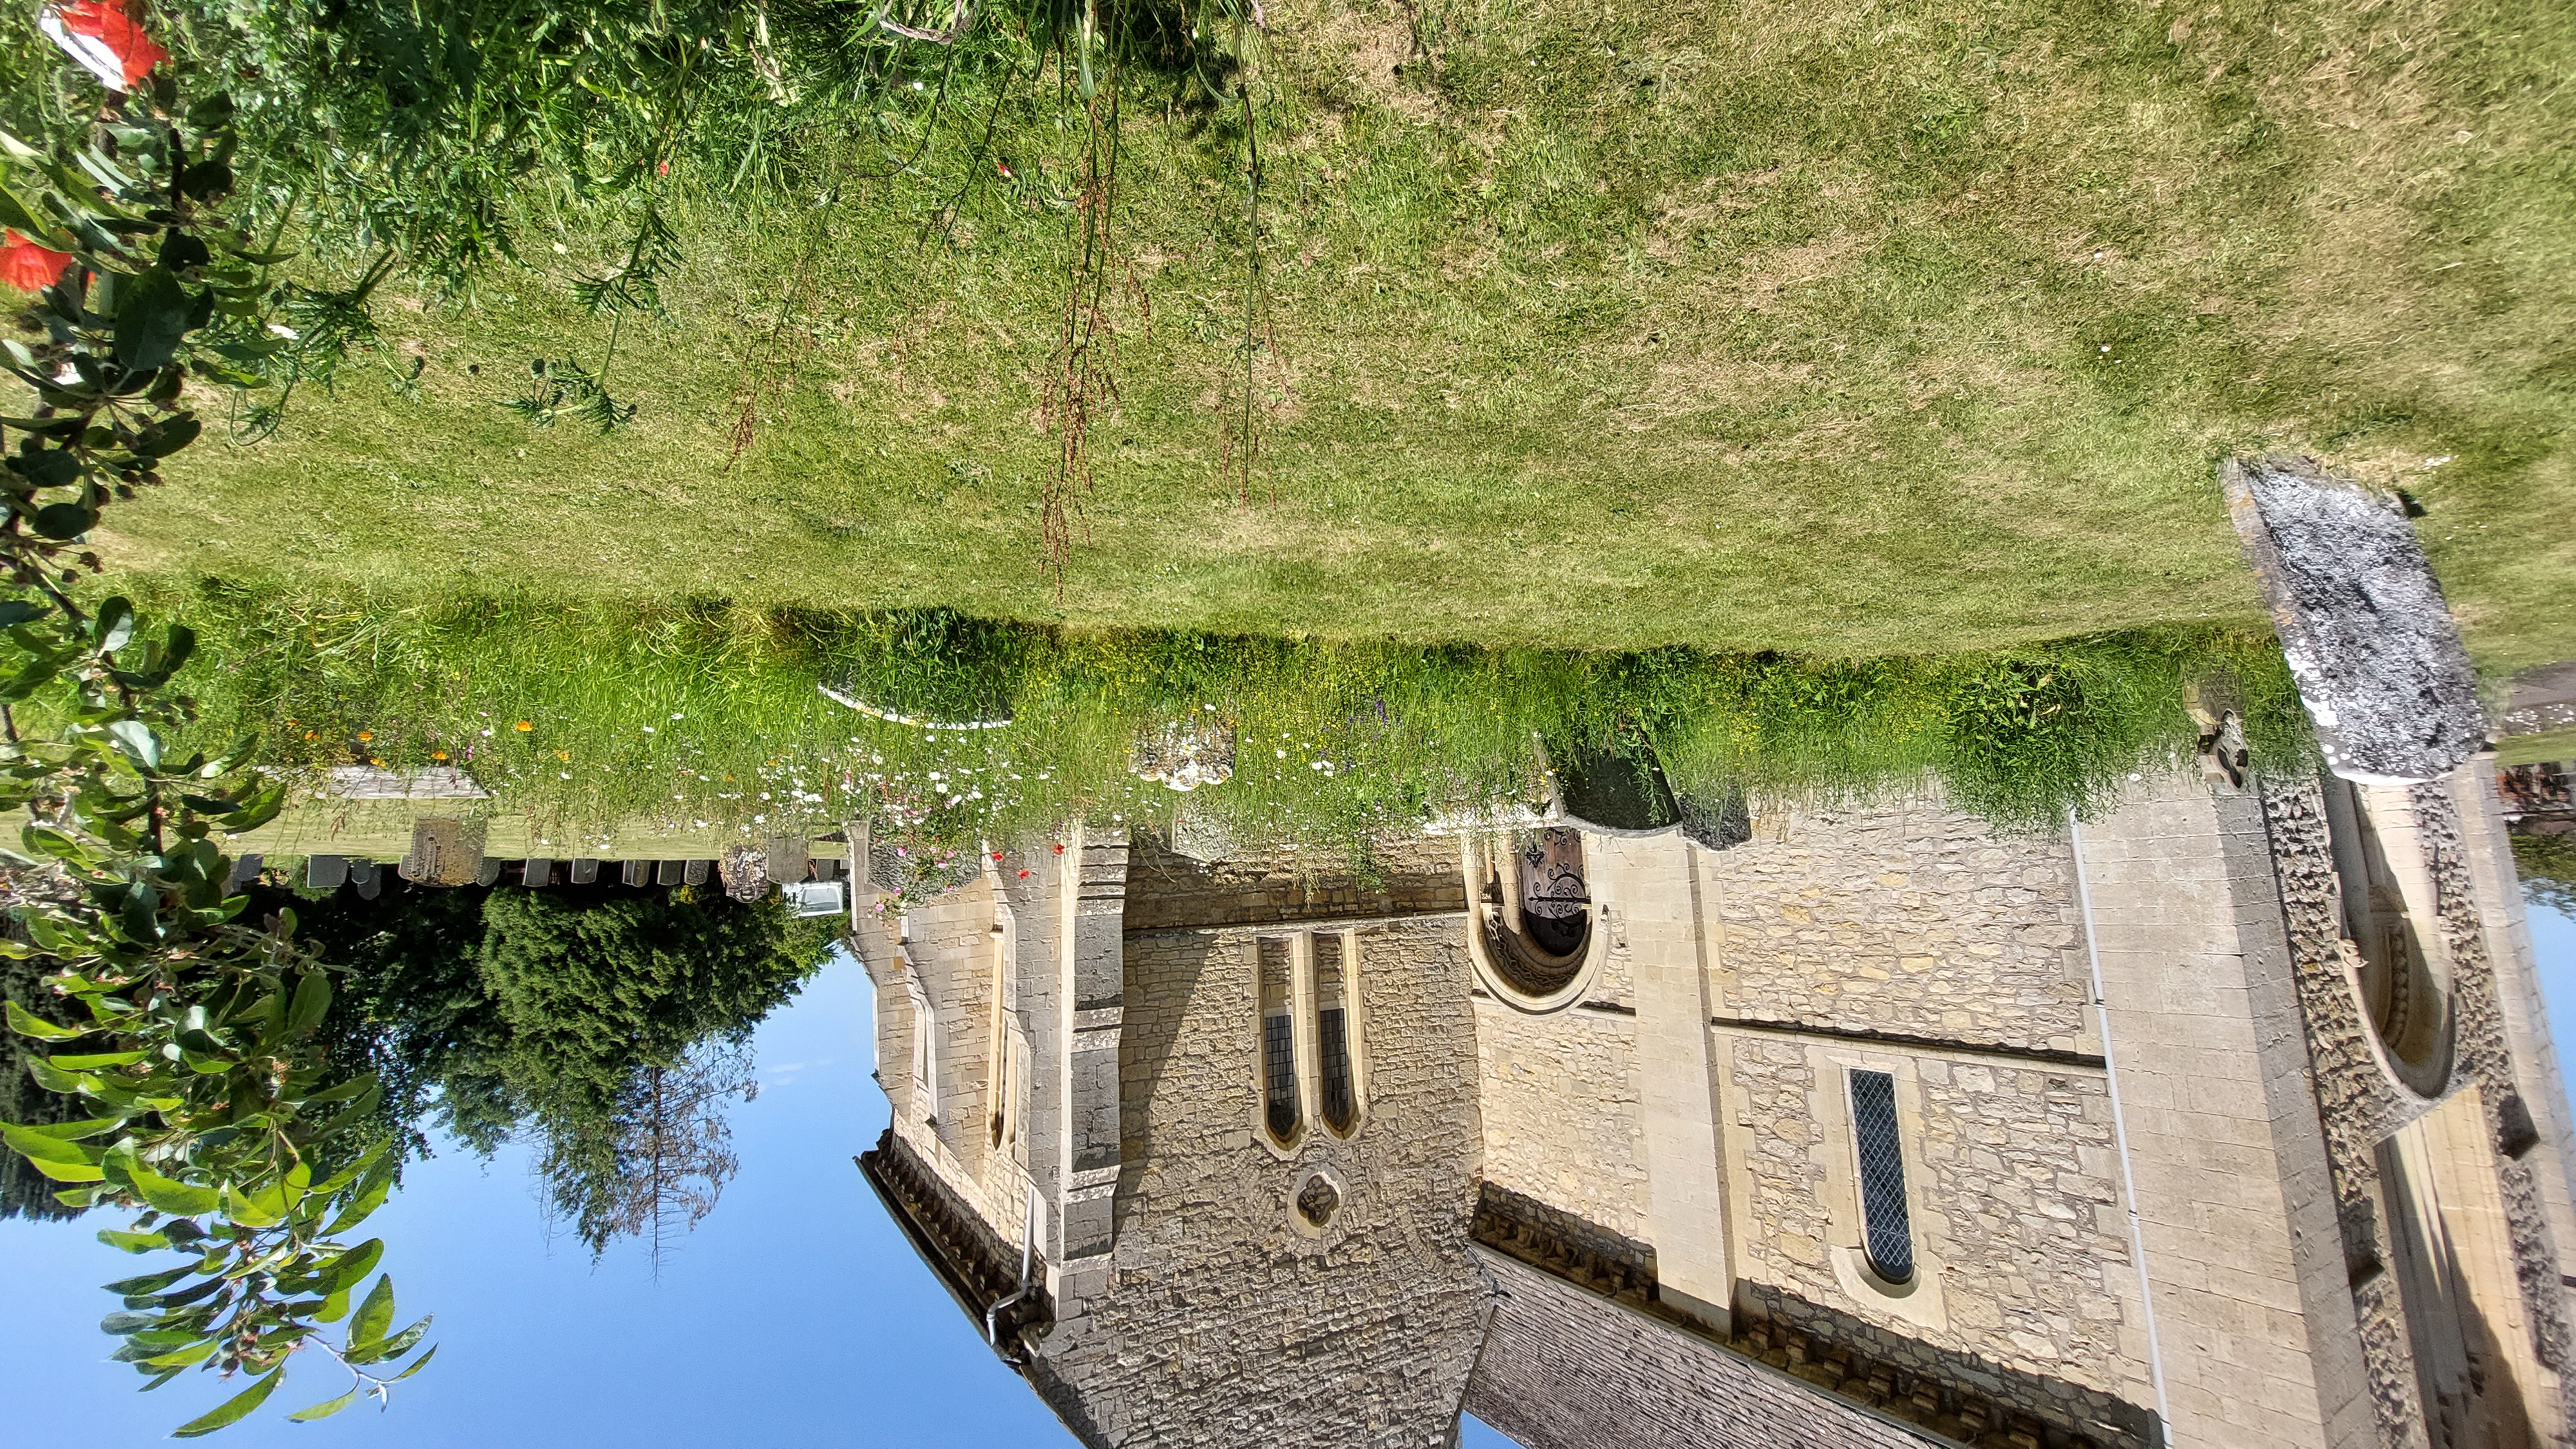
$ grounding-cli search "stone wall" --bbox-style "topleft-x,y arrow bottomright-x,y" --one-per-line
1465,1249 -> 1944,1449
1710,802 -> 2090,1054
1025,914 -> 1490,1446
1723,1032 -> 2145,1422
1472,998 -> 1652,1240
1122,834 -> 1466,933
2259,778 -> 2441,1448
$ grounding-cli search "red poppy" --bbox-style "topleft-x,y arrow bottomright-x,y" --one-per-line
0,232 -> 72,292
43,0 -> 166,91
1018,869 -> 1030,878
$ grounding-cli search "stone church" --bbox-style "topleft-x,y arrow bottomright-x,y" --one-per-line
849,739 -> 2574,1449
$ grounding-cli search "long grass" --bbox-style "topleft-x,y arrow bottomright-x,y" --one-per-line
91,0 -> 2576,670
149,578 -> 2313,866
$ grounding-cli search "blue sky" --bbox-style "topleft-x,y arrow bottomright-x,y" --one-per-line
7,905 -> 2573,1447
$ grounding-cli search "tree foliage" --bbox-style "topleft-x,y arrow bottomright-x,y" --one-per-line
0,59 -> 431,1433
263,875 -> 831,1256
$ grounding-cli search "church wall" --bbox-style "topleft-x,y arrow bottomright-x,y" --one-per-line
1121,835 -> 1466,933
1472,999 -> 1653,1242
1721,1032 -> 2148,1413
1025,913 -> 1489,1448
1712,801 -> 2092,1055
905,878 -> 1004,1180
1466,1249 -> 1946,1449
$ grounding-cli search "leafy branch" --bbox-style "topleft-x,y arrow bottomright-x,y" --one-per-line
0,62 -> 434,1435
507,207 -> 680,432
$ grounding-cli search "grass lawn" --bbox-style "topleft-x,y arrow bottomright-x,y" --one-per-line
97,0 -> 2575,668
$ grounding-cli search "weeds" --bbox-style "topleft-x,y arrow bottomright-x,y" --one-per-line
149,579 -> 2314,863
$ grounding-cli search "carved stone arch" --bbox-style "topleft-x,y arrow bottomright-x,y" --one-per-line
2323,776 -> 2459,1103
1463,828 -> 1612,1014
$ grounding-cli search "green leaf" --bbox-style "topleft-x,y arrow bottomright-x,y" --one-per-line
140,1339 -> 219,1371
287,971 -> 330,1036
104,1265 -> 194,1296
222,1183 -> 281,1228
93,596 -> 135,652
97,1227 -> 169,1253
347,1316 -> 430,1365
385,1343 -> 437,1382
6,1000 -> 89,1041
100,1311 -> 157,1335
308,1238 -> 383,1297
319,1153 -> 395,1236
132,414 -> 202,459
48,1050 -> 148,1069
315,1285 -> 351,1323
107,719 -> 160,770
24,1057 -> 98,1095
19,1115 -> 130,1140
31,502 -> 96,540
285,1387 -> 359,1423
113,266 -> 191,375
303,1074 -> 380,1108
1,1120 -> 105,1167
171,1366 -> 283,1438
346,1274 -> 395,1350
122,1161 -> 219,1218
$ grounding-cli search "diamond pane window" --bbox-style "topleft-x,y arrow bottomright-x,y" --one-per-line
1849,1069 -> 1915,1283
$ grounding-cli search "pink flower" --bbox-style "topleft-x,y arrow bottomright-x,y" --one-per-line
0,232 -> 71,291
42,0 -> 167,91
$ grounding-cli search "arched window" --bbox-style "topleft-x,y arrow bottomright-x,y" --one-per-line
1314,932 -> 1357,1135
1259,936 -> 1301,1145
2321,777 -> 2454,1097
1848,1069 -> 1914,1285
1466,828 -> 1605,1012
987,916 -> 1013,1152
908,971 -> 940,1124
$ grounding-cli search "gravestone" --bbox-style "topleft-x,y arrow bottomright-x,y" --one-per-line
622,859 -> 649,887
348,860 -> 380,900
656,859 -> 684,886
718,845 -> 768,903
307,855 -> 348,891
399,818 -> 482,886
475,857 -> 502,886
569,858 -> 600,885
764,834 -> 811,885
522,857 -> 553,887
684,858 -> 710,886
226,853 -> 263,891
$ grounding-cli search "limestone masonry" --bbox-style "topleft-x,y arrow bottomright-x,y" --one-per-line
853,754 -> 2574,1448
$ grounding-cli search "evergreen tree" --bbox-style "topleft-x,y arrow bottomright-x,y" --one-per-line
0,956 -> 88,1221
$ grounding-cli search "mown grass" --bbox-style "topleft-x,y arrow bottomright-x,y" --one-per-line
91,0 -> 2576,668
149,579 -> 2313,862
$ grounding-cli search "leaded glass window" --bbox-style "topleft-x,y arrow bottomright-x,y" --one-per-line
1849,1069 -> 1914,1283
1259,936 -> 1300,1143
1264,1012 -> 1299,1140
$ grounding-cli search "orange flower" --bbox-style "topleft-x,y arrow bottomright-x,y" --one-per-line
46,0 -> 167,90
355,730 -> 373,742
430,750 -> 448,761
368,757 -> 384,766
0,231 -> 71,292
515,721 -> 533,732
302,731 -> 317,741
